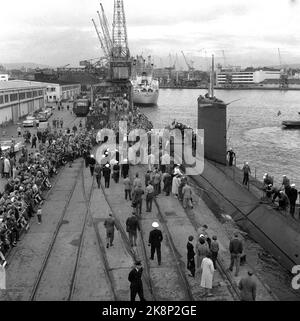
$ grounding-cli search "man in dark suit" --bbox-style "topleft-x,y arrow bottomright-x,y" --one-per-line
238,271 -> 257,301
148,222 -> 163,265
187,235 -> 195,277
229,232 -> 243,276
102,163 -> 111,188
121,159 -> 129,179
128,261 -> 146,301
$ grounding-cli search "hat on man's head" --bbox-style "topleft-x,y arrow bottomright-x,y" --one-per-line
135,261 -> 142,266
291,184 -> 296,188
152,222 -> 159,228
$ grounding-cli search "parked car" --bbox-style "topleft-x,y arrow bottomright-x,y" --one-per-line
45,108 -> 53,117
36,112 -> 48,122
46,105 -> 55,111
0,140 -> 24,153
22,116 -> 39,127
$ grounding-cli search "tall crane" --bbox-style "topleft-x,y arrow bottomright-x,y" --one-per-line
112,0 -> 130,59
278,48 -> 289,89
181,51 -> 195,80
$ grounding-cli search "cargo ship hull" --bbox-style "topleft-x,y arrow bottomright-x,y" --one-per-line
133,90 -> 159,106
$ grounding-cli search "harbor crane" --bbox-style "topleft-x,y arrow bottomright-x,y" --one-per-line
278,48 -> 289,89
181,51 -> 195,80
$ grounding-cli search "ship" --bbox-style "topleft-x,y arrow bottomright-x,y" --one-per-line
282,120 -> 300,128
131,55 -> 159,106
196,55 -> 300,272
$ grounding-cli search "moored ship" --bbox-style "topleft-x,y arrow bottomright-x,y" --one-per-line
131,55 -> 159,106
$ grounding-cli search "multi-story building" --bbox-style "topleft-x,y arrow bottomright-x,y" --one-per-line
0,80 -> 46,124
216,68 -> 281,85
43,82 -> 81,102
0,74 -> 9,82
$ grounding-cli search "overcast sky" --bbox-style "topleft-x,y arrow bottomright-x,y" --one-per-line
1,0 -> 300,69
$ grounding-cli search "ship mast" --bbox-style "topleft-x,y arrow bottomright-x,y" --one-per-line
209,54 -> 215,98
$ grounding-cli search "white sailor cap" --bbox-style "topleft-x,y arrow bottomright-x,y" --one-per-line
152,222 -> 159,228
291,184 -> 296,187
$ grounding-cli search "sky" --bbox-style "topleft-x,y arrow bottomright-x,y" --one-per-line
1,0 -> 300,69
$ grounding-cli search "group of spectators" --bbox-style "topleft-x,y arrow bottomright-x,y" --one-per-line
0,126 -> 95,265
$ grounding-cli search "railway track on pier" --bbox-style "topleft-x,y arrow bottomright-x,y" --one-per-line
100,167 -> 195,301
29,163 -> 117,301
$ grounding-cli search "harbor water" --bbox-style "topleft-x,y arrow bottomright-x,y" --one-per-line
141,88 -> 300,300
141,88 -> 300,188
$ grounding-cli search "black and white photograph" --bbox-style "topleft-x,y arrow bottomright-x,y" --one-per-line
0,0 -> 300,309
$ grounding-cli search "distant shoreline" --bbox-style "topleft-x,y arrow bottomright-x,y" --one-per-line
160,86 -> 300,91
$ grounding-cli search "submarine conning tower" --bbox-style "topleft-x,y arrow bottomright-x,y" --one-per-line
197,95 -> 227,165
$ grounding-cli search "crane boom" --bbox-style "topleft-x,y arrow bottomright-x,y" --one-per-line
181,51 -> 192,70
92,18 -> 108,58
97,11 -> 111,57
100,3 -> 113,53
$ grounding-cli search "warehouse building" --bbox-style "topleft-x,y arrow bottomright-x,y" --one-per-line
0,80 -> 46,125
44,81 -> 81,103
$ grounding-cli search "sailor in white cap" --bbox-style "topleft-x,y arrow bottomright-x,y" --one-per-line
102,163 -> 111,188
289,184 -> 298,218
148,222 -> 163,265
89,154 -> 96,177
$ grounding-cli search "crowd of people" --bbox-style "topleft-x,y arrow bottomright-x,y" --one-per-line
263,173 -> 299,218
0,124 -> 95,266
227,148 -> 299,219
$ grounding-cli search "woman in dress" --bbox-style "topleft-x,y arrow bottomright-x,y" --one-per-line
200,253 -> 215,297
172,174 -> 180,198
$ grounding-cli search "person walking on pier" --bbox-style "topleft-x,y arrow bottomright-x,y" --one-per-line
163,171 -> 172,196
89,155 -> 96,177
128,261 -> 146,301
37,203 -> 42,224
182,182 -> 193,209
289,184 -> 298,218
121,159 -> 129,179
104,213 -> 116,248
124,175 -> 132,201
126,212 -> 140,247
94,163 -> 102,188
210,235 -> 219,269
31,134 -> 37,149
133,173 -> 142,190
103,164 -> 111,188
148,222 -> 163,265
132,183 -> 144,216
145,182 -> 154,212
238,271 -> 257,301
242,162 -> 251,186
200,253 -> 215,297
112,161 -> 120,183
229,232 -> 243,277
196,235 -> 210,274
187,235 -> 195,277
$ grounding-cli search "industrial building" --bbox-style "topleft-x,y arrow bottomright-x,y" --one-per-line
43,81 -> 81,102
0,80 -> 46,124
0,74 -> 9,82
216,68 -> 281,85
